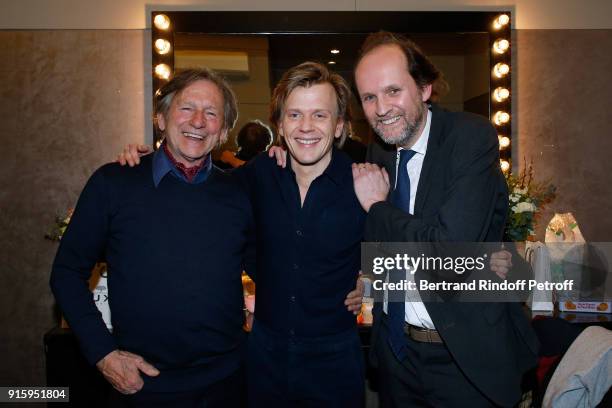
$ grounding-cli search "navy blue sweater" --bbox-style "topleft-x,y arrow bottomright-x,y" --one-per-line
50,155 -> 255,392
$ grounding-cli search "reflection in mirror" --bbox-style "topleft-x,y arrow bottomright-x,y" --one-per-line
152,11 -> 511,167
174,32 -> 490,152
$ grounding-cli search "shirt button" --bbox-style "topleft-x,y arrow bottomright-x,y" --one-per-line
296,230 -> 303,236
289,329 -> 295,336
292,263 -> 299,270
290,295 -> 296,302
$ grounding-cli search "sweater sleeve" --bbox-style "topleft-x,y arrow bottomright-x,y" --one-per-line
50,166 -> 118,365
231,164 -> 257,282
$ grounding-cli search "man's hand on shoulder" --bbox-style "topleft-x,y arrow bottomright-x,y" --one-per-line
352,163 -> 390,212
267,146 -> 287,168
116,144 -> 153,167
96,350 -> 159,394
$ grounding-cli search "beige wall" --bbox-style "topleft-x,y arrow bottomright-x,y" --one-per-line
513,29 -> 612,241
0,30 -> 150,385
1,0 -> 612,29
1,1 -> 611,389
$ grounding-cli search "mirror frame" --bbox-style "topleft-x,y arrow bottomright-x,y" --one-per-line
150,11 -> 512,166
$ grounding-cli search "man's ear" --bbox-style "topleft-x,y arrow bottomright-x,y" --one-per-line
156,113 -> 166,132
334,119 -> 345,139
421,84 -> 433,102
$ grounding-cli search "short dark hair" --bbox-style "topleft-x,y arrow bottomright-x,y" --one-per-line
356,31 -> 448,101
154,68 -> 239,141
269,61 -> 352,147
236,120 -> 273,161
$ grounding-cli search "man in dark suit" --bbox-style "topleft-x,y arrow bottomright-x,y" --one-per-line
352,32 -> 539,407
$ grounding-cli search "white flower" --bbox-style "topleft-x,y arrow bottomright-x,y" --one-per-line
515,202 -> 536,213
513,187 -> 528,195
510,194 -> 520,202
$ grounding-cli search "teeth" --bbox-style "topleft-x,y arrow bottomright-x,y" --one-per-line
381,116 -> 401,125
296,139 -> 319,145
183,132 -> 204,140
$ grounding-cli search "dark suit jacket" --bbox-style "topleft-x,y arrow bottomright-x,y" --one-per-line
366,104 -> 539,407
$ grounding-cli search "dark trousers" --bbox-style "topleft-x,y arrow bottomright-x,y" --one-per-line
376,322 -> 496,408
247,320 -> 365,408
108,367 -> 245,408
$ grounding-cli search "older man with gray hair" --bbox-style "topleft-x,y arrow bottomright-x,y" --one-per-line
51,68 -> 253,407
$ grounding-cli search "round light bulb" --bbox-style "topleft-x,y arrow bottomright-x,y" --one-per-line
500,160 -> 510,172
153,14 -> 170,30
493,87 -> 510,102
154,39 -> 171,55
493,63 -> 510,78
493,14 -> 510,29
498,136 -> 510,149
154,63 -> 172,80
330,49 -> 340,54
493,39 -> 510,54
493,111 -> 510,126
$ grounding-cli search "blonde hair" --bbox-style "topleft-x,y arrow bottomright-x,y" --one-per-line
269,62 -> 352,147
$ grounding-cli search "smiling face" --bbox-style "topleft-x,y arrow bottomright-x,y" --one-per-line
157,79 -> 226,167
355,44 -> 432,149
278,83 -> 344,175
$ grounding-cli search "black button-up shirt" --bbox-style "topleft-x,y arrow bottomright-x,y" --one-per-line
238,148 -> 365,337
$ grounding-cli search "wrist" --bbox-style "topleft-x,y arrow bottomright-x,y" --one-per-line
96,349 -> 118,370
364,198 -> 384,213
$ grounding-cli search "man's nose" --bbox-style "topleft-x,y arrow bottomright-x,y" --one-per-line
190,110 -> 206,128
375,97 -> 391,117
299,116 -> 313,132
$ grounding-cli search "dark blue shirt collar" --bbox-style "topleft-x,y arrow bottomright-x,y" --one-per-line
285,146 -> 348,186
152,145 -> 212,187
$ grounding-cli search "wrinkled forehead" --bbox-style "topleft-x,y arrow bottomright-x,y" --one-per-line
174,79 -> 224,104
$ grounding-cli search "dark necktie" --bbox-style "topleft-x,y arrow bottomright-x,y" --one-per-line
388,149 -> 417,360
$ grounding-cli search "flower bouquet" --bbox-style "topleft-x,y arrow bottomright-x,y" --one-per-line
504,161 -> 556,242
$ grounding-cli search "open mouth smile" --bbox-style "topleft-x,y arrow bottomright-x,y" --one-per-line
295,138 -> 320,146
183,131 -> 206,141
379,116 -> 402,126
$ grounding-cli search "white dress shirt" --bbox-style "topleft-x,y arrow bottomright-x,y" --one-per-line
383,109 -> 435,329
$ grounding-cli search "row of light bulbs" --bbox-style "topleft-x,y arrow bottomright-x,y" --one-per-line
153,14 -> 172,81
491,14 -> 511,172
499,137 -> 511,171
